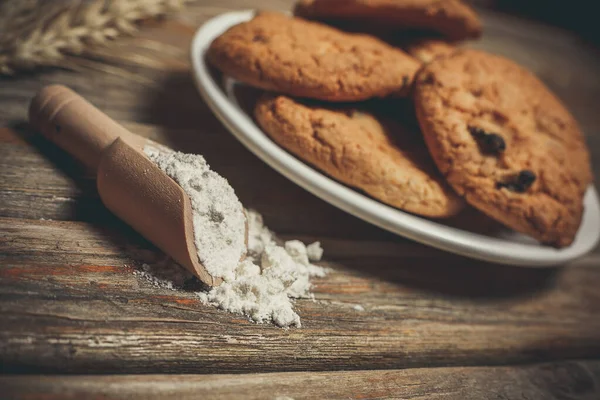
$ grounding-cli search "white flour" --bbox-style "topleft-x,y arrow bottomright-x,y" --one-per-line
197,210 -> 326,328
144,147 -> 246,282
144,146 -> 327,328
246,210 -> 273,260
306,241 -> 324,262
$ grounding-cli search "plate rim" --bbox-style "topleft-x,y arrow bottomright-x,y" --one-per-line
190,9 -> 600,267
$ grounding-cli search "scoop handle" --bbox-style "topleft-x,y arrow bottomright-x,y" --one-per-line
29,85 -> 132,170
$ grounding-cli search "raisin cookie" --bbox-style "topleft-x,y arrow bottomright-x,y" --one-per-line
294,0 -> 482,41
207,12 -> 420,102
255,94 -> 464,217
414,49 -> 592,247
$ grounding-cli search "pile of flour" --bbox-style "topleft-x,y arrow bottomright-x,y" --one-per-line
199,210 -> 326,327
144,146 -> 327,328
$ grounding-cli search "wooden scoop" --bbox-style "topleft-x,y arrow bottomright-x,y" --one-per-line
29,85 -> 224,287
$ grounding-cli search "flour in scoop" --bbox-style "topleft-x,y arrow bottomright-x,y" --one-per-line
144,146 -> 246,282
144,146 -> 327,328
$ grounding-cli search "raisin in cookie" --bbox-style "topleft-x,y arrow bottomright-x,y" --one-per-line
255,94 -> 464,217
414,49 -> 592,247
207,12 -> 420,102
294,0 -> 482,41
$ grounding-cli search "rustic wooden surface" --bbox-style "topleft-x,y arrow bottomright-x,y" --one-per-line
3,360 -> 600,400
1,0 -> 600,398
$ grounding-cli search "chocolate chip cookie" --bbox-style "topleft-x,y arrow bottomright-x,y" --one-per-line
294,0 -> 482,41
207,12 -> 420,102
414,49 -> 592,247
255,94 -> 464,217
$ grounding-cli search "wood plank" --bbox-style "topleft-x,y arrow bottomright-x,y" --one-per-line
1,0 -> 600,378
3,361 -> 600,400
2,217 -> 600,373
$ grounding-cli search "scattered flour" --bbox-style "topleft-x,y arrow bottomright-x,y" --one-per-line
284,240 -> 310,265
197,210 -> 327,328
143,146 -> 327,328
132,261 -> 193,290
144,147 -> 246,282
352,304 -> 365,312
306,241 -> 323,262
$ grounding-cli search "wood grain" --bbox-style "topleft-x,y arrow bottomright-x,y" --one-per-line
2,216 -> 600,373
1,0 -> 600,393
3,361 -> 600,399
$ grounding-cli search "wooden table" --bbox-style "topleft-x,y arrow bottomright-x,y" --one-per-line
2,1 -> 600,398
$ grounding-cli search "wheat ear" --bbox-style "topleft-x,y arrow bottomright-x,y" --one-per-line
0,0 -> 185,75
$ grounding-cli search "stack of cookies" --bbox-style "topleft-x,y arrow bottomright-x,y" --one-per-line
207,0 -> 593,248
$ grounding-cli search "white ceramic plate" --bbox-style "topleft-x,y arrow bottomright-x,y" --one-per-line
190,10 -> 600,267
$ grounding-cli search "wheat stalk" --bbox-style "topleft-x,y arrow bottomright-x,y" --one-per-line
0,0 -> 186,75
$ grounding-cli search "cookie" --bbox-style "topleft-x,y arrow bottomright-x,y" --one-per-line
207,12 -> 420,102
294,0 -> 482,41
403,39 -> 456,63
414,49 -> 593,247
254,94 -> 464,217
